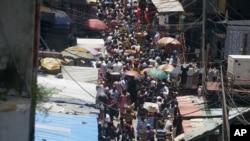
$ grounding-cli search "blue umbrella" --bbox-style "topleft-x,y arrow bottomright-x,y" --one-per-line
41,6 -> 72,26
54,10 -> 72,26
147,68 -> 168,79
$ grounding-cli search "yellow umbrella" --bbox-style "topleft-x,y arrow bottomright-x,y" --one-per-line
40,57 -> 62,73
61,46 -> 94,59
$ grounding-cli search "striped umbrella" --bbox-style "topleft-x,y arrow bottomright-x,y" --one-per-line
147,68 -> 168,79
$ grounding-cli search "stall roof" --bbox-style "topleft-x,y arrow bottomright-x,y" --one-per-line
77,38 -> 105,53
77,38 -> 105,47
35,112 -> 98,141
38,74 -> 97,104
151,0 -> 184,13
185,107 -> 250,141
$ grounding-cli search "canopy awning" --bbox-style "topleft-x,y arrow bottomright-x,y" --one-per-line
152,0 -> 184,13
40,6 -> 72,26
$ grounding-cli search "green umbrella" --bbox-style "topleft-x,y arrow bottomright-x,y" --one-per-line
147,68 -> 168,79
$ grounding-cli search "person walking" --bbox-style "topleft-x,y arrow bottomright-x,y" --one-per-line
146,123 -> 155,141
119,89 -> 130,114
156,123 -> 168,141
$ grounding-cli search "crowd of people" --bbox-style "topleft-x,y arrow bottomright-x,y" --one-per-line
90,0 -> 204,141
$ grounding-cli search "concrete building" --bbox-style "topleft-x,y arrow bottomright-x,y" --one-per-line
0,1 -> 39,141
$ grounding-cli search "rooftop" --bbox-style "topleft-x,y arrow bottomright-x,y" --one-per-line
35,112 -> 98,141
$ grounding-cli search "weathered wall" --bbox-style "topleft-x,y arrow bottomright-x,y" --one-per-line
0,1 -> 34,88
0,99 -> 31,141
0,0 -> 36,141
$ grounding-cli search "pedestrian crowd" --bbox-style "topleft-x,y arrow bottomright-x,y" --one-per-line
90,0 -> 215,141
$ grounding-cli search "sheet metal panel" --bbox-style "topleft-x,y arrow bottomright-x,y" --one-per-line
35,112 -> 98,141
152,0 -> 184,13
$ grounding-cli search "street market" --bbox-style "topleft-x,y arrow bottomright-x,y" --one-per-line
2,1 -> 250,141
81,1 -> 204,141
38,0 -> 207,140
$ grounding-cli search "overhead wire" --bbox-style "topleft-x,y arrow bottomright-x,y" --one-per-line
226,2 -> 246,20
209,1 -> 250,93
192,3 -> 250,120
219,57 -> 250,125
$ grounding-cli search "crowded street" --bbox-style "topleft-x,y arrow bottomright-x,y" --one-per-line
2,0 -> 250,141
91,0 -> 202,140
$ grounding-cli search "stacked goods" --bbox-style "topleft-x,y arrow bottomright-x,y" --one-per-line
135,32 -> 146,44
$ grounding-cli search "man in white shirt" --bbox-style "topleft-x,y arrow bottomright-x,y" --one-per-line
120,77 -> 128,90
109,86 -> 119,104
112,59 -> 123,73
100,60 -> 107,78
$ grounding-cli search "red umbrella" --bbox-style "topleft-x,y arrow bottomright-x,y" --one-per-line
157,37 -> 181,46
83,19 -> 108,30
124,70 -> 140,77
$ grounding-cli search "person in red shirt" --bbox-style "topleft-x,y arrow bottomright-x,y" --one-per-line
136,7 -> 141,19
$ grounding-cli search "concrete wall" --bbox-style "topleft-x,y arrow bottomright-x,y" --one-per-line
0,1 -> 34,86
0,99 -> 31,141
0,0 -> 36,141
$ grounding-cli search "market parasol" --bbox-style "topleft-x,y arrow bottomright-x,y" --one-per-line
83,19 -> 108,30
40,6 -> 72,26
140,68 -> 152,75
40,57 -> 63,73
157,37 -> 181,46
147,68 -> 168,79
61,46 -> 94,59
158,64 -> 174,72
124,70 -> 141,77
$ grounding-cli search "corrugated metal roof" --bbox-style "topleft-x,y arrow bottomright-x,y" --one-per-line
152,0 -> 184,13
38,75 -> 97,105
62,66 -> 98,83
185,107 -> 250,140
177,96 -> 205,134
35,112 -> 98,141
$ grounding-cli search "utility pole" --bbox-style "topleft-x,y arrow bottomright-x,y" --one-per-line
220,65 -> 230,141
202,0 -> 206,96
